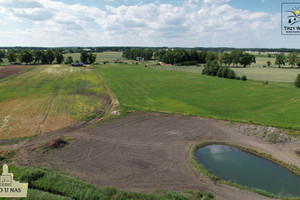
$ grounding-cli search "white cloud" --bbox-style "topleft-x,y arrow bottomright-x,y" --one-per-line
0,0 -> 282,47
203,0 -> 230,4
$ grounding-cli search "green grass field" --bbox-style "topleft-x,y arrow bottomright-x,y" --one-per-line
64,51 -> 123,63
97,64 -> 300,130
0,65 -> 108,139
150,62 -> 300,83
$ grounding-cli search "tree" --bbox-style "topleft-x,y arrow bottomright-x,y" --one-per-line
33,50 -> 43,64
287,52 -> 298,67
0,50 -> 5,64
65,56 -> 74,64
55,51 -> 64,64
267,61 -> 271,67
6,52 -> 17,64
44,49 -> 55,64
240,53 -> 255,68
218,54 -> 224,66
80,50 -> 88,64
231,49 -> 243,67
275,54 -> 286,68
295,74 -> 300,88
223,53 -> 233,66
18,50 -> 33,64
205,52 -> 218,63
87,53 -> 96,64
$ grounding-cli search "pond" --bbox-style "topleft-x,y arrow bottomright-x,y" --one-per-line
196,145 -> 300,197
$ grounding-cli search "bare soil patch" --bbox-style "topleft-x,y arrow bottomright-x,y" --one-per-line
10,112 -> 300,200
0,65 -> 33,79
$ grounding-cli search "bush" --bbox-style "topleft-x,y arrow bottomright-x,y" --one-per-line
202,192 -> 214,200
228,69 -> 236,79
295,74 -> 300,88
46,137 -> 67,149
19,168 -> 46,184
241,75 -> 247,81
265,80 -> 269,85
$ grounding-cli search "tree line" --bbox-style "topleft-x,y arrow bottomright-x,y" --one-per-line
275,52 -> 300,68
0,49 -> 65,65
123,49 -> 154,60
123,49 -> 256,67
0,49 -> 96,65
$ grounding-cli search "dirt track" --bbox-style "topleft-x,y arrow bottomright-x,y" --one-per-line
0,65 -> 33,79
12,112 -> 300,200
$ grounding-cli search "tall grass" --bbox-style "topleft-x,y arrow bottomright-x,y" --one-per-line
1,166 -> 214,200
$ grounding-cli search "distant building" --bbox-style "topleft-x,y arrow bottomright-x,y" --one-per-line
83,49 -> 91,52
136,57 -> 145,61
72,62 -> 84,67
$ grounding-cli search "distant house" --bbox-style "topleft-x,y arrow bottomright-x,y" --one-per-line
136,57 -> 145,61
83,49 -> 91,52
72,62 -> 84,67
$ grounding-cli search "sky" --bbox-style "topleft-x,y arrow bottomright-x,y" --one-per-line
0,0 -> 299,48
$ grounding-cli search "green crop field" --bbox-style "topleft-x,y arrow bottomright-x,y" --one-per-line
64,51 -> 123,63
233,68 -> 300,83
0,65 -> 108,139
97,64 -> 300,130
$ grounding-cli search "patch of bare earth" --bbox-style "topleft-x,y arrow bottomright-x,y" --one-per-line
11,112 -> 300,199
0,65 -> 33,79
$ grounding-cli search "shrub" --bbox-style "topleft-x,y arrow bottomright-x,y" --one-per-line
241,75 -> 247,81
228,69 -> 236,79
202,192 -> 214,200
265,80 -> 269,85
19,168 -> 46,184
295,74 -> 300,88
216,67 -> 223,77
47,137 -> 67,149
222,67 -> 229,78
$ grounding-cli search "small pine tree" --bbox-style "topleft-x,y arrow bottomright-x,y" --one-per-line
295,74 -> 300,88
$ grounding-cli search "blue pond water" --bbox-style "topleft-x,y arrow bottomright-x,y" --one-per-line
196,145 -> 300,197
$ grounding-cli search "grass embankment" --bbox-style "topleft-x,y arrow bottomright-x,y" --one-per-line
190,141 -> 300,200
96,64 -> 300,130
0,65 -> 108,139
1,166 -> 213,200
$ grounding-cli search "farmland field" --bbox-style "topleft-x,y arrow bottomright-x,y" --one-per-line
97,63 -> 300,130
0,65 -> 109,139
150,63 -> 300,83
64,51 -> 123,63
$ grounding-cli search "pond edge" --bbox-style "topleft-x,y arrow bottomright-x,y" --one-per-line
189,140 -> 300,200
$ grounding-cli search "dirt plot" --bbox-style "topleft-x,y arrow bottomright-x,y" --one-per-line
12,112 -> 300,200
0,65 -> 33,79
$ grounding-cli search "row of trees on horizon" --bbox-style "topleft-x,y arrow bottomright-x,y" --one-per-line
123,49 -> 300,68
0,50 -> 97,65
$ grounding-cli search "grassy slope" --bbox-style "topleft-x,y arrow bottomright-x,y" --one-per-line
0,65 -> 107,139
97,64 -> 300,130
